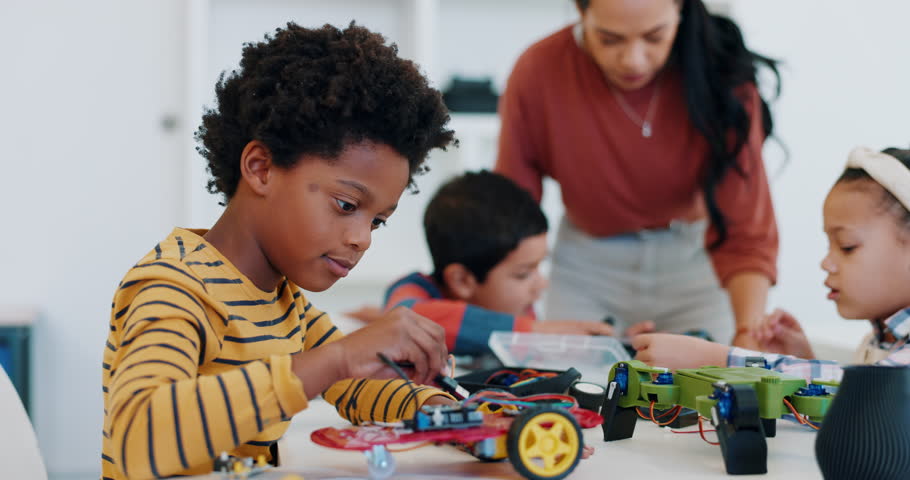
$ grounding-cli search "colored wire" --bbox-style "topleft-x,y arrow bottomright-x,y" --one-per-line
464,392 -> 577,410
782,398 -> 820,430
484,368 -> 558,385
698,416 -> 720,445
509,376 -> 543,387
484,370 -> 519,384
635,401 -> 682,425
649,402 -> 682,426
670,428 -> 716,434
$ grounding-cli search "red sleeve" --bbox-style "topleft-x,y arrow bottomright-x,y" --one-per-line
706,84 -> 779,285
495,51 -> 545,202
384,274 -> 535,355
385,283 -> 433,309
408,301 -> 470,352
512,314 -> 536,332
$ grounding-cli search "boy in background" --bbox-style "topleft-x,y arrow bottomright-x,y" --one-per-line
382,171 -> 647,356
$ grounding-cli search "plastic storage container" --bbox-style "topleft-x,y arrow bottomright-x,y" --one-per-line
488,332 -> 630,386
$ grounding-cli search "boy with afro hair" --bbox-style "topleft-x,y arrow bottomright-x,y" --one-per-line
100,22 -> 456,479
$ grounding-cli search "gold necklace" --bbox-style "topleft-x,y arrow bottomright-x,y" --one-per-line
607,75 -> 663,138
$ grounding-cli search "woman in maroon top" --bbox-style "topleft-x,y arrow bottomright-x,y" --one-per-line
496,0 -> 781,348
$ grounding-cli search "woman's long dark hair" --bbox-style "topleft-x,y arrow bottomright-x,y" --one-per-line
577,0 -> 781,248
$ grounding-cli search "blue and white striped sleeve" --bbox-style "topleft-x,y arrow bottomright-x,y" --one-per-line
727,347 -> 844,382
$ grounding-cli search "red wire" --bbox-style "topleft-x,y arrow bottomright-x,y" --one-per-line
484,370 -> 519,384
650,403 -> 683,426
698,416 -> 720,445
634,401 -> 683,425
782,398 -> 820,430
484,368 -> 557,385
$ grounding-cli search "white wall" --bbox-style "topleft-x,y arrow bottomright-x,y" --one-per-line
0,0 -> 184,476
732,0 -> 910,346
1,0 -> 909,477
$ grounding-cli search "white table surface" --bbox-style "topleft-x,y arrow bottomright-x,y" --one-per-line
185,313 -> 823,479
189,396 -> 823,480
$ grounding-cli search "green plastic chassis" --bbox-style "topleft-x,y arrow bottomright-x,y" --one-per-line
600,360 -> 839,475
610,360 -> 835,422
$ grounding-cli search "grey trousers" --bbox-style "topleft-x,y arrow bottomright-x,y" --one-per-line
544,217 -> 735,344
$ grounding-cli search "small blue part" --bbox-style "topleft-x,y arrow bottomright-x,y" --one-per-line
795,384 -> 827,397
499,374 -> 519,386
654,372 -> 674,385
414,411 -> 430,430
614,365 -> 629,393
712,388 -> 733,421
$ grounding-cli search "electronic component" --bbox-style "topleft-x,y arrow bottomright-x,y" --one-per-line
406,404 -> 484,431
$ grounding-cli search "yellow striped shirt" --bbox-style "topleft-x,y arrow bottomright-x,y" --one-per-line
101,228 -> 446,479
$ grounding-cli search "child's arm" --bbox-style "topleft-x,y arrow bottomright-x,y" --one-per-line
726,346 -> 842,381
106,281 -> 303,479
632,333 -> 843,382
299,301 -> 455,424
396,298 -> 532,356
384,274 -> 612,355
383,274 -> 534,355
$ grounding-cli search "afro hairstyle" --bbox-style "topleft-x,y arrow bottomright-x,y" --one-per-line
195,21 -> 456,201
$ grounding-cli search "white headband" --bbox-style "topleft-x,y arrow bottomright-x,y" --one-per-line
846,146 -> 910,211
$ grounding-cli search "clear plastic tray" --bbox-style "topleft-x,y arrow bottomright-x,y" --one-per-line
488,331 -> 631,386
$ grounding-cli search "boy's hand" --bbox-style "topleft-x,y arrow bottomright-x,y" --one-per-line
632,333 -> 730,370
752,308 -> 815,359
335,306 -> 449,385
533,320 -> 614,336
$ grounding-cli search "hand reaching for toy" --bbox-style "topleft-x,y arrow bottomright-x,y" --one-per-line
533,320 -> 614,336
752,308 -> 815,359
632,333 -> 730,370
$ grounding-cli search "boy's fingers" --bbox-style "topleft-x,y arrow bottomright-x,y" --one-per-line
410,341 -> 436,385
410,310 -> 448,350
406,325 -> 446,384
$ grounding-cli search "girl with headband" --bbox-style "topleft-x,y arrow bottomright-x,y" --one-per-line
630,146 -> 910,380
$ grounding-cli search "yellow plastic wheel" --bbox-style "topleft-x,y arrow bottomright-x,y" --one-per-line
507,407 -> 582,480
